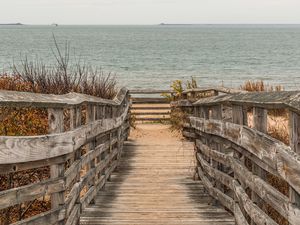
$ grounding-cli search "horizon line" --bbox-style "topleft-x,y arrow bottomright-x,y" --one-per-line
2,23 -> 300,26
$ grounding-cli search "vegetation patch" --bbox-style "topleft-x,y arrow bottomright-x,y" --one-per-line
0,39 -> 117,225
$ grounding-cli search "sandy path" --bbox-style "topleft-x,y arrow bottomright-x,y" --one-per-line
129,123 -> 182,144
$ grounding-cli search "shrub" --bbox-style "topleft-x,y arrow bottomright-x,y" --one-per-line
0,38 -> 118,224
240,80 -> 284,92
162,77 -> 198,101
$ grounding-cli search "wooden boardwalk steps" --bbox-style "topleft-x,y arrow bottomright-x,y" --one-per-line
80,124 -> 235,225
130,90 -> 172,122
131,103 -> 171,122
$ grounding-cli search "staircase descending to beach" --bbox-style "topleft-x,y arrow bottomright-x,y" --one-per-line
130,89 -> 173,122
1,87 -> 300,225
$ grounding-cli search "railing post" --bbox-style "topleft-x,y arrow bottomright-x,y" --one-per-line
251,107 -> 267,225
289,111 -> 300,209
232,105 -> 246,125
95,105 -> 105,182
86,104 -> 96,202
70,106 -> 82,225
210,104 -> 223,205
48,108 -> 65,225
232,104 -> 248,224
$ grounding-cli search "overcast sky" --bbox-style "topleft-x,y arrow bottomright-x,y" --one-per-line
1,0 -> 300,25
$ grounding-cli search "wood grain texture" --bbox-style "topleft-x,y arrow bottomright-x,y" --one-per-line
0,87 -> 128,108
0,104 -> 129,165
80,126 -> 234,225
193,90 -> 300,114
190,117 -> 300,195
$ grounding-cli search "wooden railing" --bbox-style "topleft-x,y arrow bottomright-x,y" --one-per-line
0,88 -> 130,225
175,89 -> 300,225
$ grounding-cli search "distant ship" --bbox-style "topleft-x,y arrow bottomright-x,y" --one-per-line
0,23 -> 23,25
51,23 -> 58,26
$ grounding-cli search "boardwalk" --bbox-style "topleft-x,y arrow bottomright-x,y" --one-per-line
80,124 -> 235,225
2,88 -> 300,224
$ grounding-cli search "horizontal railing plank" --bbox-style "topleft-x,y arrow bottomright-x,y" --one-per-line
0,105 -> 129,165
0,177 -> 65,210
193,91 -> 300,114
190,117 -> 300,195
183,87 -> 245,95
11,207 -> 65,225
197,166 -> 235,211
0,87 -> 128,108
196,139 -> 291,220
233,180 -> 278,225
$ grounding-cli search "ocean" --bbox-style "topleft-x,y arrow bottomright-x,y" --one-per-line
0,24 -> 300,90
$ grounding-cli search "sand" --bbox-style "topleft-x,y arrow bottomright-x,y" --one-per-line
129,123 -> 182,145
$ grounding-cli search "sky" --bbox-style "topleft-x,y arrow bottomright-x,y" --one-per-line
1,0 -> 300,25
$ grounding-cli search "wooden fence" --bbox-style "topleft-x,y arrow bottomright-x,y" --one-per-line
0,88 -> 130,225
176,89 -> 300,225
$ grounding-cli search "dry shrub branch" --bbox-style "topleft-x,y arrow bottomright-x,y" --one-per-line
0,37 -> 117,224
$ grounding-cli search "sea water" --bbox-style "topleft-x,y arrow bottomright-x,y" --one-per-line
0,24 -> 300,90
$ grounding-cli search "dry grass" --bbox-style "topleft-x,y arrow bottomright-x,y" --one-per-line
0,39 -> 118,225
169,108 -> 188,131
240,80 -> 284,92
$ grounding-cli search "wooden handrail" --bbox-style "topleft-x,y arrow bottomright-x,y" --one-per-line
182,87 -> 245,95
193,90 -> 300,113
0,87 -> 128,108
0,88 -> 131,225
174,87 -> 300,225
0,106 -> 129,164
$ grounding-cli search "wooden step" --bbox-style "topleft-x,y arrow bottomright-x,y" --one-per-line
131,112 -> 170,115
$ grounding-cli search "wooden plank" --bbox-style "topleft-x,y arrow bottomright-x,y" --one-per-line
193,91 -> 300,115
135,118 -> 170,121
210,104 -> 224,204
130,89 -> 175,94
233,180 -> 278,225
196,140 -> 231,167
289,111 -> 300,209
65,204 -> 80,225
131,112 -> 170,115
11,208 -> 65,225
48,108 -> 65,225
235,204 -> 250,225
0,177 -> 64,210
0,87 -> 128,108
190,117 -> 300,197
197,153 -> 234,190
131,97 -> 169,104
232,158 -> 289,219
0,104 -> 129,164
197,166 -> 235,212
81,125 -> 234,225
252,106 -> 267,222
131,106 -> 170,110
183,87 -> 244,95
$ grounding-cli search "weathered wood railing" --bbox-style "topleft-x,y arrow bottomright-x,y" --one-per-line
0,88 -> 130,225
176,89 -> 300,225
